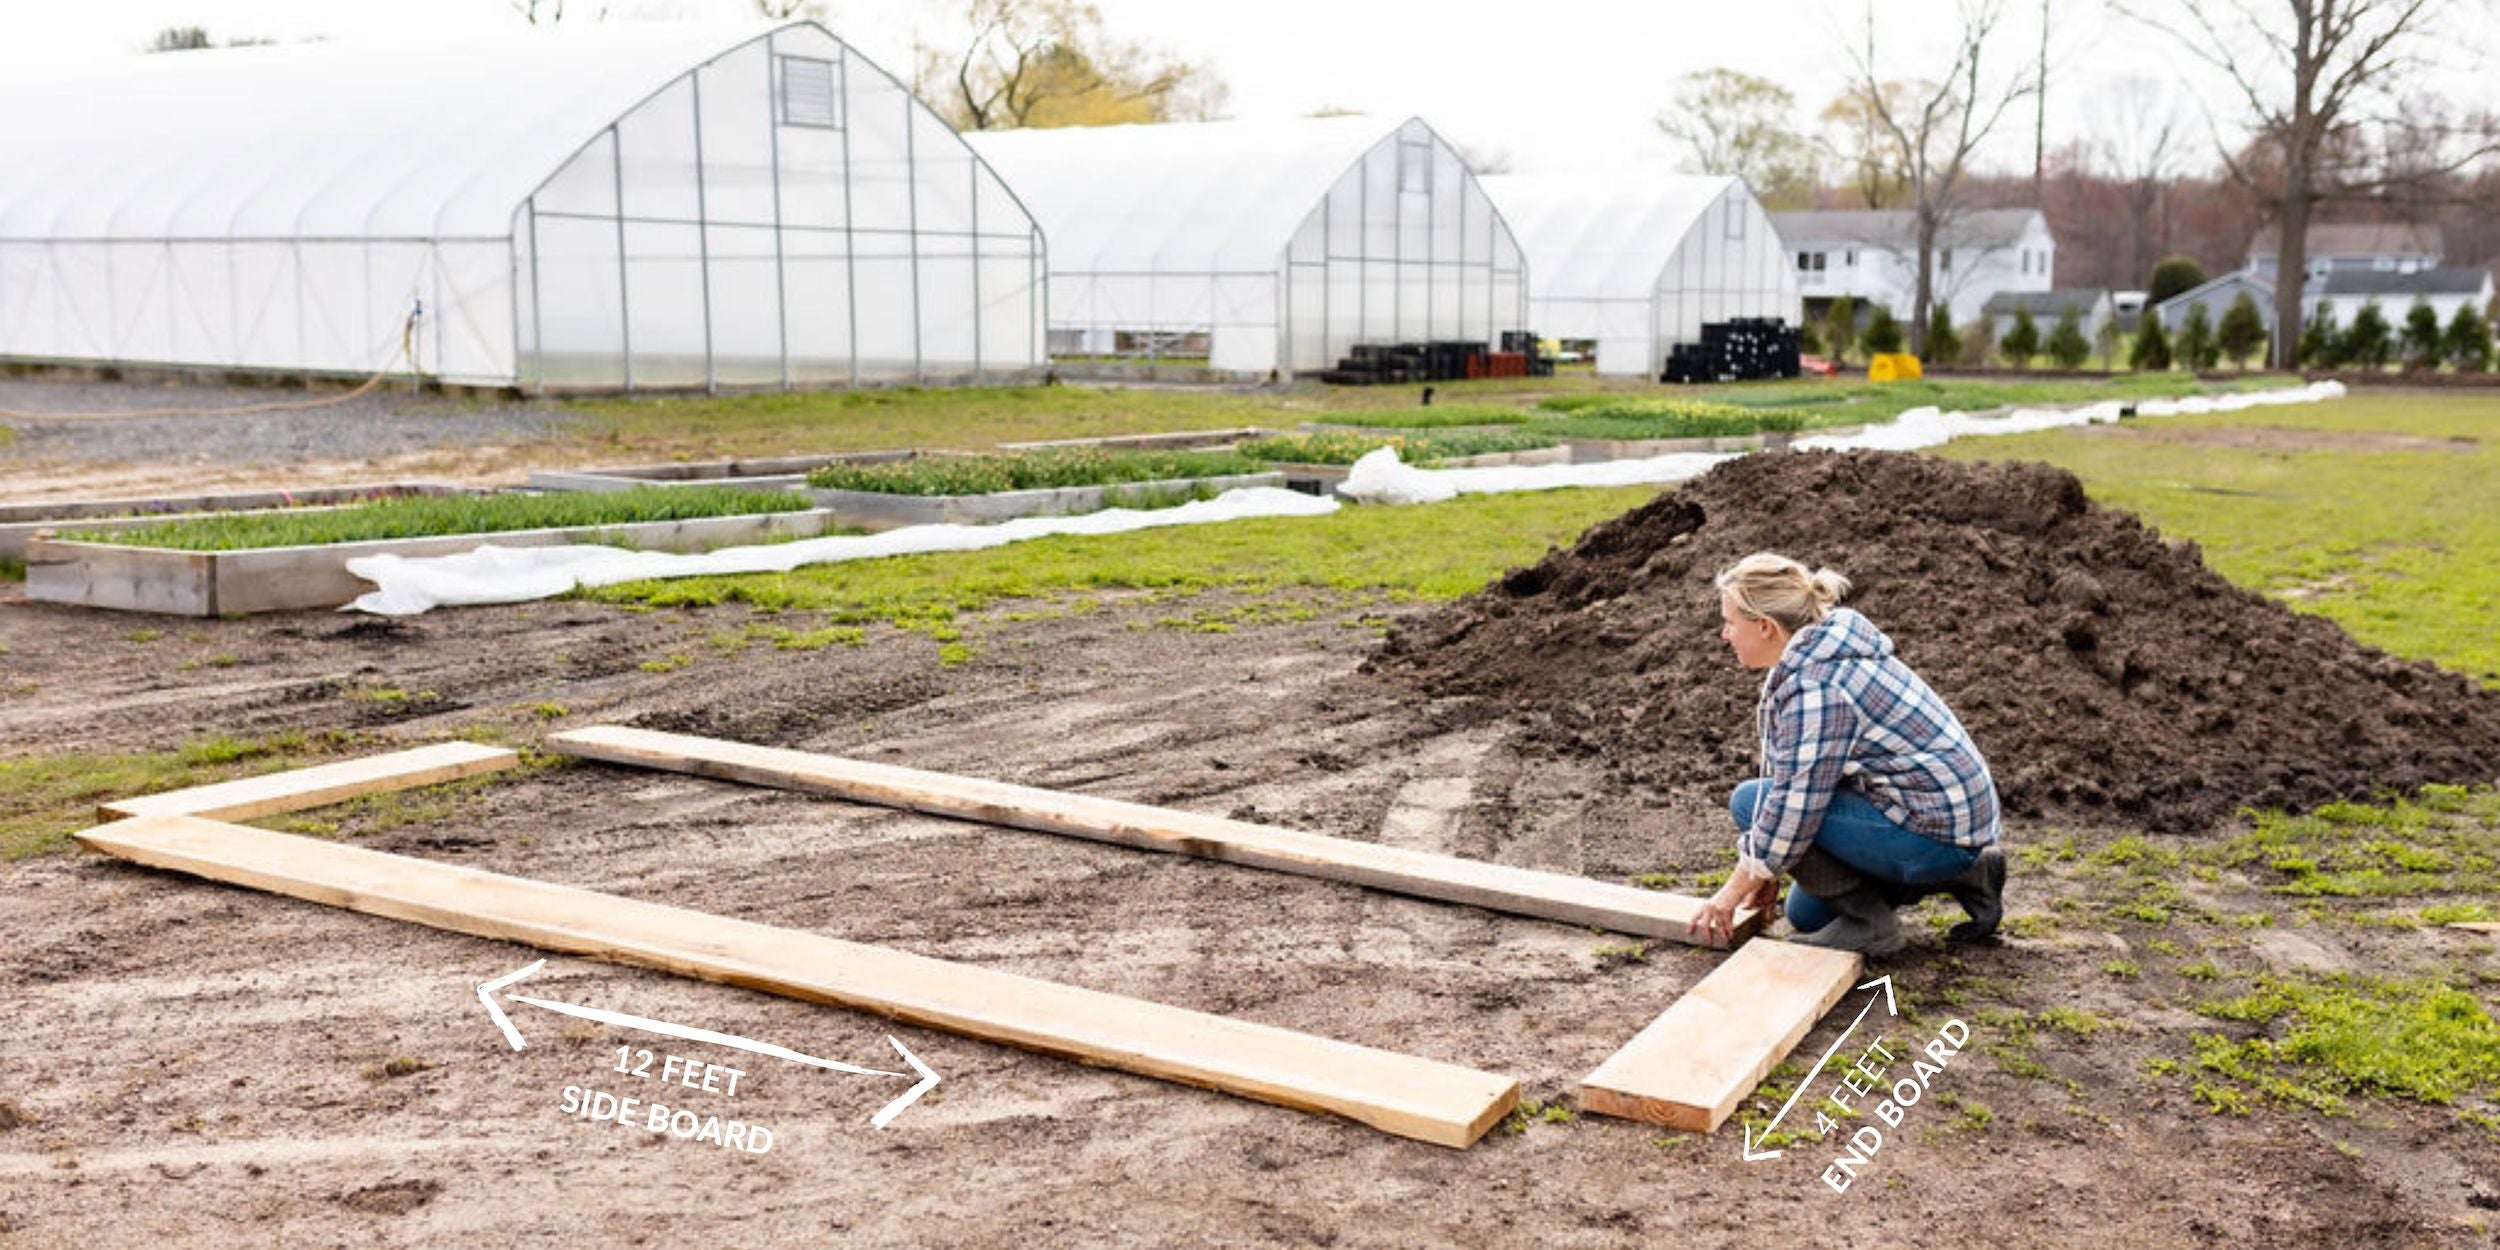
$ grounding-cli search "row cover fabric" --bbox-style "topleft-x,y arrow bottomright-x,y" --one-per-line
342,383 -> 2345,616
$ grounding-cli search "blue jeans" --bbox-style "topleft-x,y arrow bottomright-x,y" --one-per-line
1731,779 -> 1982,932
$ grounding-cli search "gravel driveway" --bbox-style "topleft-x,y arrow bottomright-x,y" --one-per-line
0,376 -> 584,470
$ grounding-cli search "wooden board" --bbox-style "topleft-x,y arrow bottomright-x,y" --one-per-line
76,814 -> 1518,1148
548,725 -> 1755,947
1577,939 -> 1863,1131
2451,921 -> 2500,934
100,741 -> 518,822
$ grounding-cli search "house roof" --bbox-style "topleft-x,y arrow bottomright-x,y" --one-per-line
2247,221 -> 2443,259
1981,288 -> 2109,317
1768,207 -> 2044,251
2312,266 -> 2493,298
2152,270 -> 2275,313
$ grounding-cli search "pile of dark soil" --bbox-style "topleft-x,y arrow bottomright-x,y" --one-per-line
1373,450 -> 2500,832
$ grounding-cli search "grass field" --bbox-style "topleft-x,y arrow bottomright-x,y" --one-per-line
1936,390 -> 2500,685
553,373 -> 2280,462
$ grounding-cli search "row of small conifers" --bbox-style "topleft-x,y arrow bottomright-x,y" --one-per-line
77,396 -> 1820,553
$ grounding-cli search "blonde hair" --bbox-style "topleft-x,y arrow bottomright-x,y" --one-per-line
1715,552 -> 1851,634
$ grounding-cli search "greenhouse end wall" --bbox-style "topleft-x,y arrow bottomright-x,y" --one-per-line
1279,120 -> 1527,375
513,25 -> 1043,392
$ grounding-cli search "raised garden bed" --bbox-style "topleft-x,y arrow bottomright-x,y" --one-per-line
527,451 -> 916,495
1530,399 -> 1817,463
1299,404 -> 1537,432
1238,431 -> 1569,492
27,487 -> 828,616
804,448 -> 1283,531
996,427 -> 1274,453
0,482 -> 463,561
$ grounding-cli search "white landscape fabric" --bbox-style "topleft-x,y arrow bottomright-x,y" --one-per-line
344,382 -> 2346,615
1331,380 -> 2349,503
345,488 -> 1340,616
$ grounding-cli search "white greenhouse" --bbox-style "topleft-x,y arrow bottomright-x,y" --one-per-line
0,23 -> 1043,392
966,116 -> 1529,377
1479,173 -> 1800,377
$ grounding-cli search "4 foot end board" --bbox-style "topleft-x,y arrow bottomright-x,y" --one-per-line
546,725 -> 1758,947
1578,939 -> 1863,1132
75,814 -> 1519,1148
99,741 -> 518,823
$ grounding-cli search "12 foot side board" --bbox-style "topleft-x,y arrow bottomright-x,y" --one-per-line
76,814 -> 1520,1148
547,725 -> 1759,948
1577,939 -> 1864,1131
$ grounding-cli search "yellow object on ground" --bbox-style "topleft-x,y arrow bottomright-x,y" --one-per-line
1868,353 -> 1924,382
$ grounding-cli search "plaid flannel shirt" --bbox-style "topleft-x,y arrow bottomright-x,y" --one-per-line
1739,607 -> 2001,879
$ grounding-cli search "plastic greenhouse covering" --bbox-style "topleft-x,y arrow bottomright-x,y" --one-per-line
1478,173 -> 1800,376
0,23 -> 1042,390
968,116 -> 1528,376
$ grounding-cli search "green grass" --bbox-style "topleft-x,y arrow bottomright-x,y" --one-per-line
1531,398 -> 1812,438
587,485 -> 1662,640
2217,786 -> 2500,901
1236,429 -> 1558,466
2193,974 -> 2500,1112
1,734 -> 331,858
1305,403 -> 1537,429
1935,390 -> 2500,684
85,486 -> 812,552
548,374 -> 2270,467
805,448 -> 1265,495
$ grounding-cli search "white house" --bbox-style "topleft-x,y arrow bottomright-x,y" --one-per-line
2155,221 -> 2493,342
2247,222 -> 2442,281
2155,271 -> 2278,338
1768,208 -> 2053,328
2309,267 -> 2495,334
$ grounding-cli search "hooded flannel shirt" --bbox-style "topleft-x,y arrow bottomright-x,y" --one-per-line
1738,607 -> 2001,880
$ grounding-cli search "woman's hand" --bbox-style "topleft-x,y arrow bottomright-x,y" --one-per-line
1686,862 -> 1779,945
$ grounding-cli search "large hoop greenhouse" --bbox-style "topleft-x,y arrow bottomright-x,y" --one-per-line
966,116 -> 1529,377
1478,173 -> 1799,377
0,23 -> 1043,392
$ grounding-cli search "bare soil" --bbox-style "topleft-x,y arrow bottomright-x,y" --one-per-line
1379,450 -> 2500,832
3,582 -> 2497,1248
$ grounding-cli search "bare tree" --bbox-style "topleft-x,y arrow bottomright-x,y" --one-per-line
754,0 -> 828,18
1837,0 -> 2038,353
915,0 -> 1226,131
2124,0 -> 2500,367
148,26 -> 213,52
2090,77 -> 2191,286
1657,69 -> 1815,207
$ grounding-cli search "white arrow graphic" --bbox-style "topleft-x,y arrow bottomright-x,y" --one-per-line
478,959 -> 940,1129
1743,974 -> 1896,1163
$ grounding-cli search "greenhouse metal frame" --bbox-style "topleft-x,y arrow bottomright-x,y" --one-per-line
968,116 -> 1529,377
0,22 -> 1043,393
1479,173 -> 1800,377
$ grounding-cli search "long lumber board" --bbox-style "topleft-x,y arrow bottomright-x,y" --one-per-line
100,741 -> 518,822
1578,939 -> 1863,1131
547,725 -> 1756,948
76,814 -> 1519,1148
2453,921 -> 2500,934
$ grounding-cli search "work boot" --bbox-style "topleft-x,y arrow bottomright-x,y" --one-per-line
1788,887 -> 1906,958
1943,845 -> 2008,944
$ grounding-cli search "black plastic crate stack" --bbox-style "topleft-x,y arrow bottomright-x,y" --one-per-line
1320,339 -> 1492,385
1500,329 -> 1556,377
1662,317 -> 1801,383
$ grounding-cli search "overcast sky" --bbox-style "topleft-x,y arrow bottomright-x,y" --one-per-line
1,0 -> 2489,180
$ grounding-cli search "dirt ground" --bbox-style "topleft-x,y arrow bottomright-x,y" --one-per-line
2,582 -> 2496,1249
4,392 -> 2498,1248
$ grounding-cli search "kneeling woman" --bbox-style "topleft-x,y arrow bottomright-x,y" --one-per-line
1687,553 -> 2006,955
